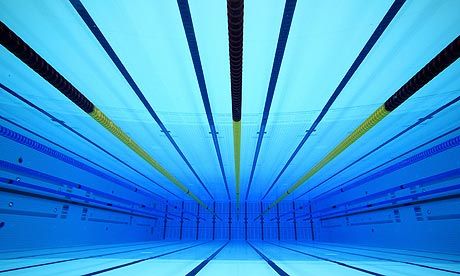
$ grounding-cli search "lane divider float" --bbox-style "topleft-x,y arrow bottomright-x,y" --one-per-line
0,21 -> 214,215
264,35 -> 460,213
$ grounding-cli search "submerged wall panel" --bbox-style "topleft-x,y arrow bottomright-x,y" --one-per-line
311,138 -> 460,253
0,126 -> 164,249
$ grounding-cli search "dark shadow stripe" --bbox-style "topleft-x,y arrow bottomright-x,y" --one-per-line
0,185 -> 160,222
309,34 -> 460,200
3,242 -> 152,260
296,95 -> 460,200
267,242 -> 383,276
272,96 -> 460,220
319,192 -> 460,221
83,242 -> 209,276
0,242 -> 183,273
0,160 -> 141,206
289,242 -> 460,273
0,175 -> 182,220
69,0 -> 214,200
262,0 -> 406,200
247,241 -> 289,276
0,123 -> 196,221
310,127 -> 460,201
0,122 -> 164,202
185,241 -> 229,276
312,168 -> 460,215
0,208 -> 56,218
177,0 -> 230,199
0,83 -> 180,199
350,220 -> 393,226
245,0 -> 297,200
269,36 -> 459,208
280,127 -> 460,221
87,218 -> 128,225
0,115 -> 162,200
325,243 -> 460,263
428,214 -> 460,220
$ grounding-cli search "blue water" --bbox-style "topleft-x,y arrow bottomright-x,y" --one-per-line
0,0 -> 459,274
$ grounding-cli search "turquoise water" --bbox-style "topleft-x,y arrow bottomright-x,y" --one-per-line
0,0 -> 459,274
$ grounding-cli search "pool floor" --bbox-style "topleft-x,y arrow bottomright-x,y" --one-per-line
0,240 -> 459,275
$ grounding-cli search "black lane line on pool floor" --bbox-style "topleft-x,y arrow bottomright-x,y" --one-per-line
247,241 -> 290,276
83,242 -> 210,276
185,241 -> 229,276
267,242 -> 383,276
288,242 -> 460,274
318,243 -> 460,263
0,241 -> 183,273
2,241 -> 154,260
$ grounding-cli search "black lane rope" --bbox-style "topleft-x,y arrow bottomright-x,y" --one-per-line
267,242 -> 383,276
0,83 -> 180,199
0,21 -> 215,211
0,27 -> 93,112
177,0 -> 230,200
83,242 -> 209,276
0,241 -> 183,273
273,94 -> 460,220
228,0 -> 243,123
245,0 -> 297,200
283,242 -> 460,274
295,94 -> 460,200
274,90 -> 460,220
185,241 -> 229,276
227,0 -> 244,208
0,89 -> 212,221
381,35 -> 460,111
247,242 -> 290,276
68,0 -> 214,200
261,0 -> 406,200
266,35 -> 460,211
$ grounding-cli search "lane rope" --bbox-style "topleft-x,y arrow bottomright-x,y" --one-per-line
0,21 -> 214,214
265,35 -> 460,212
